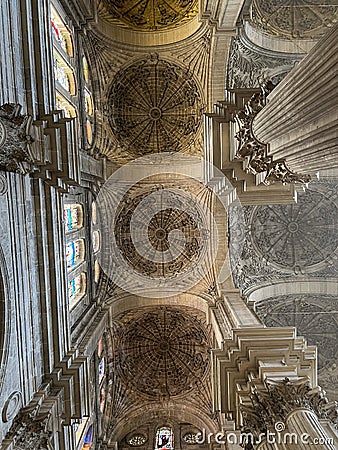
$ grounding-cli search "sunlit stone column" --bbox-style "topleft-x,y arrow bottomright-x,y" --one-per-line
252,24 -> 338,175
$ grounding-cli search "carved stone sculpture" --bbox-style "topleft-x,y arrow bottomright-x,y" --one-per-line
0,103 -> 34,173
234,83 -> 311,185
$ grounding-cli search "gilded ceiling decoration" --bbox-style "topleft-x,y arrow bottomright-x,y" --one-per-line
107,55 -> 203,155
251,0 -> 338,39
116,307 -> 211,398
250,189 -> 337,273
99,0 -> 198,31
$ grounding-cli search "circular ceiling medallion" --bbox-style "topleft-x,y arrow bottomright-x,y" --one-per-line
117,308 -> 210,398
114,184 -> 206,279
250,189 -> 338,272
100,0 -> 198,31
252,0 -> 338,39
108,55 -> 203,155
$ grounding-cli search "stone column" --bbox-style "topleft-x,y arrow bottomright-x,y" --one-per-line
286,409 -> 336,450
252,24 -> 338,175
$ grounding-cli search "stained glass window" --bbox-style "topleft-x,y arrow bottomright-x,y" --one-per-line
92,230 -> 100,253
74,418 -> 89,445
66,239 -> 85,269
94,260 -> 100,283
91,202 -> 97,225
100,385 -> 106,413
68,273 -> 86,309
56,94 -> 77,118
51,6 -> 73,56
64,204 -> 83,232
85,89 -> 93,115
83,56 -> 90,84
128,434 -> 147,446
183,432 -> 199,444
98,357 -> 105,385
82,425 -> 94,449
155,427 -> 174,450
86,119 -> 93,145
54,50 -> 76,95
98,338 -> 103,358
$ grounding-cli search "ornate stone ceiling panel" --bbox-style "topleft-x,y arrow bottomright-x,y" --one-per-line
251,0 -> 338,39
114,185 -> 204,279
107,55 -> 203,156
229,180 -> 338,291
255,294 -> 338,399
250,189 -> 337,273
98,0 -> 198,31
115,307 -> 211,399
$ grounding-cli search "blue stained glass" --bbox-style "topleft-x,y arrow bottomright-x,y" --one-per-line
84,425 -> 93,444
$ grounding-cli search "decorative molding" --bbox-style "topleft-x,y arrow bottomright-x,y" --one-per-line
2,391 -> 22,423
0,104 -> 34,174
234,82 -> 311,185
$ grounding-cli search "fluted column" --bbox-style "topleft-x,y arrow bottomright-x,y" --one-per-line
252,24 -> 338,174
286,409 -> 335,450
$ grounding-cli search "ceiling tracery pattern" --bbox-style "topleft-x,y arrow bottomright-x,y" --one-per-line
252,0 -> 338,39
250,189 -> 337,273
255,294 -> 338,399
107,55 -> 203,155
99,0 -> 198,31
114,182 -> 207,279
116,307 -> 211,399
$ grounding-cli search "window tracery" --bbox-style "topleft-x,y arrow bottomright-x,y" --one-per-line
128,434 -> 147,446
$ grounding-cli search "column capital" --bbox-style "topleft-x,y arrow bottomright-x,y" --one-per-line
240,377 -> 338,438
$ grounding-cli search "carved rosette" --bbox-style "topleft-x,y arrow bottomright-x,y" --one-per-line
234,83 -> 311,185
240,377 -> 338,438
0,104 -> 34,173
